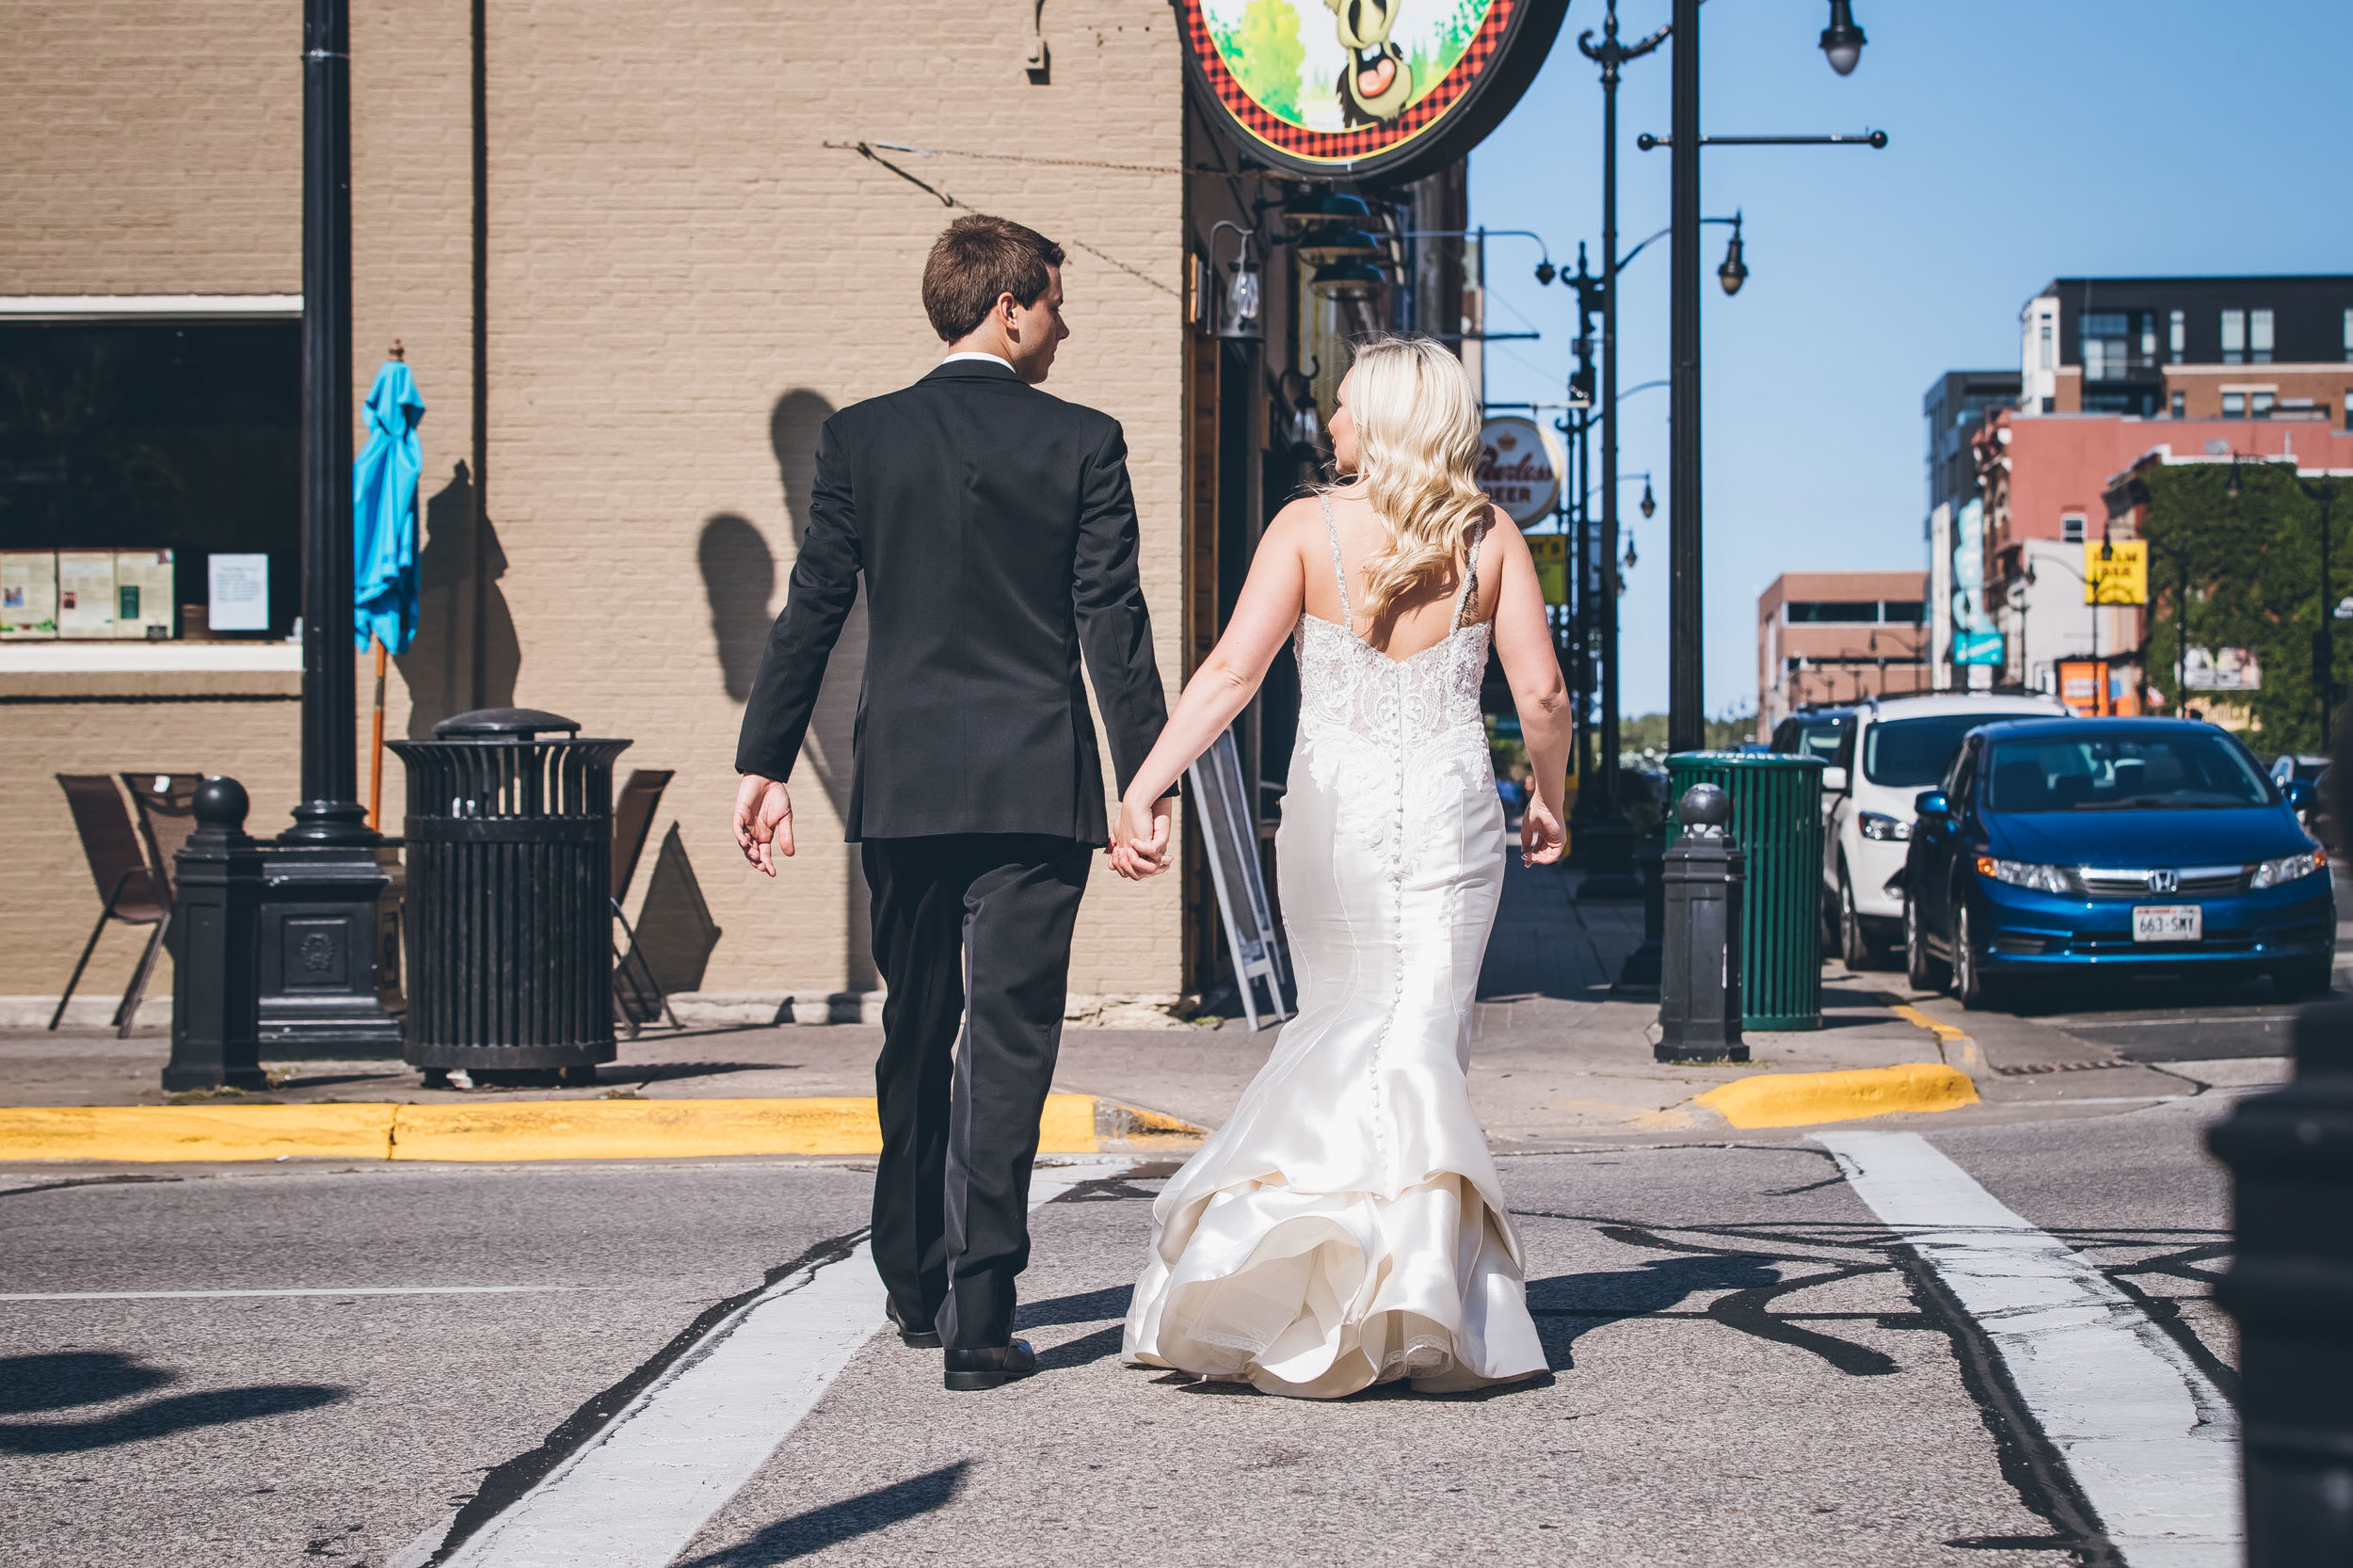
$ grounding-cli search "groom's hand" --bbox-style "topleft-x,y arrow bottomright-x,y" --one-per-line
734,773 -> 795,877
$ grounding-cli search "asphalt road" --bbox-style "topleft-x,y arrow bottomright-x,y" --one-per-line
1,1089 -> 2247,1568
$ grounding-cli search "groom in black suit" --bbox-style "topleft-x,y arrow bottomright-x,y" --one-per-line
733,214 -> 1170,1389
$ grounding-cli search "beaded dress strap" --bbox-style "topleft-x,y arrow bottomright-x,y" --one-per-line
1317,492 -> 1353,634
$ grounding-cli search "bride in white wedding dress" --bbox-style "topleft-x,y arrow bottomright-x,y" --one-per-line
1104,336 -> 1574,1399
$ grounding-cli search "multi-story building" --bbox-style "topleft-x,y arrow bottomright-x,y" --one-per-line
1756,570 -> 1930,733
2020,275 -> 2353,422
1924,370 -> 2022,691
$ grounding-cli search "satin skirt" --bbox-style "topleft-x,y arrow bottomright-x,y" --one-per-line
1123,705 -> 1545,1399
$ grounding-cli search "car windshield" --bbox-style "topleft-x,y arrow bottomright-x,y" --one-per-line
1787,718 -> 1848,762
1862,713 -> 2021,788
1985,733 -> 2273,812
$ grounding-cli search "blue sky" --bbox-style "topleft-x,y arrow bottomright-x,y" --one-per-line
1469,0 -> 2353,718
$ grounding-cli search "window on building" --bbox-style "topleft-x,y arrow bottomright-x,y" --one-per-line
2061,514 -> 2087,543
0,317 -> 300,638
2345,389 -> 2353,430
1785,601 -> 1881,623
2081,312 -> 2130,380
2344,308 -> 2353,362
1880,600 -> 1927,624
2252,390 -> 2276,417
2169,309 -> 2185,363
2041,396 -> 2056,414
2251,309 -> 2275,365
2223,391 -> 2247,418
2221,310 -> 2246,365
2169,389 -> 2185,418
2038,317 -> 2053,372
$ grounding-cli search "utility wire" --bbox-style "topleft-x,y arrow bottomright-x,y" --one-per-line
829,141 -> 1179,298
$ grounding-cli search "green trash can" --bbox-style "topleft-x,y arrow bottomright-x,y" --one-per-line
1666,751 -> 1825,1031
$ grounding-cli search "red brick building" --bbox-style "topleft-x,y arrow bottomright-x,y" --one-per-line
1756,570 -> 1930,734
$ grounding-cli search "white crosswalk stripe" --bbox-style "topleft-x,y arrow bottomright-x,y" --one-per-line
1817,1130 -> 2237,1568
398,1160 -> 1130,1568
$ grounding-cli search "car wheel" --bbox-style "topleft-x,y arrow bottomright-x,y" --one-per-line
1906,890 -> 1948,991
1839,867 -> 1877,971
2271,954 -> 2335,1000
1952,901 -> 2000,1011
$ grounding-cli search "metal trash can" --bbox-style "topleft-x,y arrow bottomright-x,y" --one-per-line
1667,751 -> 1825,1031
388,708 -> 632,1077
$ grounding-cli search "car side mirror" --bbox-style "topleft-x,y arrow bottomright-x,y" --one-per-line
1914,790 -> 1949,819
2282,779 -> 2315,812
1822,766 -> 1849,794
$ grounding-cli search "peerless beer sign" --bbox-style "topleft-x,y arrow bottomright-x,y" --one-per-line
1475,417 -> 1561,523
1180,0 -> 1572,183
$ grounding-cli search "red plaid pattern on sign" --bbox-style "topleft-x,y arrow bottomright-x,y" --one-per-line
1183,0 -> 1514,168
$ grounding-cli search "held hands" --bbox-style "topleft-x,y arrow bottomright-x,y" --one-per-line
1109,793 -> 1175,880
733,774 -> 795,876
1521,796 -> 1565,868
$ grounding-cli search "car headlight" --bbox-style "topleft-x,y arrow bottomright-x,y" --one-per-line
2249,848 -> 2328,889
1975,856 -> 2073,894
1859,811 -> 1912,842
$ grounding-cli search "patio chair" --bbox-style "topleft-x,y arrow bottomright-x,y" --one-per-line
610,768 -> 680,1033
121,773 -> 206,904
53,775 -> 169,1035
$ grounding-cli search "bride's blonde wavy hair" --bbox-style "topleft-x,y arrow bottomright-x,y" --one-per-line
1331,335 -> 1491,626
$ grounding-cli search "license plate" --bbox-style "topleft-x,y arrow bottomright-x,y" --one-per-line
2133,904 -> 2201,943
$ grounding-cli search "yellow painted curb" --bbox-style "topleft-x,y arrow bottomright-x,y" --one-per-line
0,1095 -> 1207,1164
1695,1063 -> 1979,1129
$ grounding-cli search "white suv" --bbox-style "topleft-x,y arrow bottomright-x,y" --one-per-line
1823,692 -> 2068,968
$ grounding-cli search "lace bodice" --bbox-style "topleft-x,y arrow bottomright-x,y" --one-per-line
1291,495 -> 1492,746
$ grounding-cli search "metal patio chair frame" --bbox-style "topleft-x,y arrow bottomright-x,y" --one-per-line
53,774 -> 173,1036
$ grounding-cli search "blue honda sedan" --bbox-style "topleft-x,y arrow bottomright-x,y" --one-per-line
1903,718 -> 2335,1008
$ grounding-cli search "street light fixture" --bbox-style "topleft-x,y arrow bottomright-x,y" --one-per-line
1819,0 -> 1867,75
1209,220 -> 1261,342
1715,213 -> 1747,296
1309,258 -> 1387,300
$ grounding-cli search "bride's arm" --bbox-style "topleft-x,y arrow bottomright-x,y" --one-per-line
1485,512 -> 1574,865
1109,506 -> 1311,876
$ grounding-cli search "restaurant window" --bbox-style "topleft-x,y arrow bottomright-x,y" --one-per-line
2169,309 -> 2185,363
2250,309 -> 2274,365
0,316 -> 298,640
2221,310 -> 2246,366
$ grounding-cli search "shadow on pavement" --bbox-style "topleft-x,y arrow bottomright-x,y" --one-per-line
676,1461 -> 968,1566
0,1352 -> 344,1452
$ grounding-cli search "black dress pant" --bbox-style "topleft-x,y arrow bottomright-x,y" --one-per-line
860,833 -> 1093,1350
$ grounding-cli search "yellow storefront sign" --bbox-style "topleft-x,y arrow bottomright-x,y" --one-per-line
1529,534 -> 1567,606
2084,539 -> 2147,604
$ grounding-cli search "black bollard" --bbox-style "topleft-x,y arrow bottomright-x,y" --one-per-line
163,777 -> 267,1092
1658,783 -> 1746,1063
2208,1000 -> 2353,1562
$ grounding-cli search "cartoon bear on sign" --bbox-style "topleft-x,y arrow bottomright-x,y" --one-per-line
1325,0 -> 1416,127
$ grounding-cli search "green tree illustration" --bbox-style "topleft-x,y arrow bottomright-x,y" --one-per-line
1215,0 -> 1309,124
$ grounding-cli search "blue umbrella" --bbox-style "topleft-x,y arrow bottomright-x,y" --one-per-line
354,356 -> 424,653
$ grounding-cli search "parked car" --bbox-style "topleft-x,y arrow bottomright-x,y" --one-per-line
2270,753 -> 2330,788
1769,706 -> 1854,766
1822,693 -> 2069,969
1904,718 -> 2334,1008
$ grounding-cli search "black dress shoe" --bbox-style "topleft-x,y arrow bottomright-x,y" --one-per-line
886,1300 -> 941,1350
942,1339 -> 1037,1391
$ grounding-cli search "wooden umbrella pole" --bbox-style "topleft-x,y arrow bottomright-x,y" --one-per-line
368,634 -> 387,831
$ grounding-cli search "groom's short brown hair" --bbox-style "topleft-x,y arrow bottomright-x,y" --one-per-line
922,214 -> 1065,343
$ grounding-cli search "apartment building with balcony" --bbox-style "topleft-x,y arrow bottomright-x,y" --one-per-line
2020,275 -> 2353,423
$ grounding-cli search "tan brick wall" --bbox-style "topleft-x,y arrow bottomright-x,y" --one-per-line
467,0 -> 1187,1000
0,1 -> 300,295
4,1 -> 1190,1007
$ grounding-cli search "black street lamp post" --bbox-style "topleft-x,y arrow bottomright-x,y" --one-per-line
1641,2 -> 1883,751
257,0 -> 404,1055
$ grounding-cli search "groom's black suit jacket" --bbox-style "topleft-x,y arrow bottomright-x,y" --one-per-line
734,359 -> 1167,844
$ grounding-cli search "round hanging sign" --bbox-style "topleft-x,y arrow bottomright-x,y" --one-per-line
1475,416 -> 1561,523
1180,0 -> 1572,183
